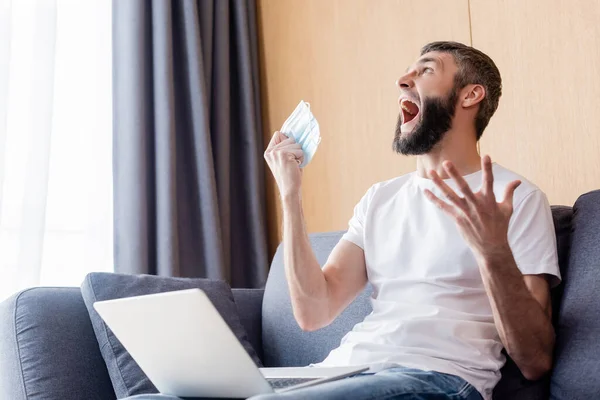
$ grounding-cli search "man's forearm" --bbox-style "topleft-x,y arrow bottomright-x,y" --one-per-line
282,194 -> 330,330
478,248 -> 555,380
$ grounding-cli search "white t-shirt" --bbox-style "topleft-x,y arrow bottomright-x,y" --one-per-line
316,163 -> 561,400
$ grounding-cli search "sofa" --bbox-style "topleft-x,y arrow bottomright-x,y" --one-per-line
1,190 -> 599,400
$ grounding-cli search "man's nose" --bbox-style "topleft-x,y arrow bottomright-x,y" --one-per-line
396,72 -> 415,89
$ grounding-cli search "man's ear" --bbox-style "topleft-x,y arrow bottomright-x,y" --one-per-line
461,84 -> 485,108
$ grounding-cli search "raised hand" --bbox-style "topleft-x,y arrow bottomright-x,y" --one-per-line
424,155 -> 521,262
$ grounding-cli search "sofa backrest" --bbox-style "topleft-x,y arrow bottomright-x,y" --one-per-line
550,190 -> 600,399
262,205 -> 574,398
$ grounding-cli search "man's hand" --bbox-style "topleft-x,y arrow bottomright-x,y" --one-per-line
264,131 -> 304,200
423,155 -> 521,262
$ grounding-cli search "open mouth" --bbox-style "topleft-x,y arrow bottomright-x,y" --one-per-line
401,99 -> 420,125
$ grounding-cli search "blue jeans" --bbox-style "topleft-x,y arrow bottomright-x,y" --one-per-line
249,367 -> 482,400
124,367 -> 483,400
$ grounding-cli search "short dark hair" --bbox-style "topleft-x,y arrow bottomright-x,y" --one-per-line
420,41 -> 502,140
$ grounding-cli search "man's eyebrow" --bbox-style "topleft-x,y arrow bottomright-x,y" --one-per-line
416,57 -> 441,67
405,57 -> 442,73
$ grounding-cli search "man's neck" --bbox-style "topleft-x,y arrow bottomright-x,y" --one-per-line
415,129 -> 481,180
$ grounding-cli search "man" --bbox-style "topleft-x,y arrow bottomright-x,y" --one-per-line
261,42 -> 560,400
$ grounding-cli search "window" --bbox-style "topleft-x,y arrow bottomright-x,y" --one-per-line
0,0 -> 112,301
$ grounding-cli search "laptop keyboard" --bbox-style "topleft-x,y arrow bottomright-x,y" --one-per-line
267,377 -> 320,389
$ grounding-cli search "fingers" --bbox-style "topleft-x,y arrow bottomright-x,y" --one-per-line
275,137 -> 296,148
424,189 -> 459,218
502,180 -> 522,208
281,148 -> 304,160
275,143 -> 303,157
481,155 -> 495,198
266,131 -> 291,150
265,140 -> 304,165
443,161 -> 477,203
430,169 -> 467,211
265,132 -> 301,162
276,141 -> 301,151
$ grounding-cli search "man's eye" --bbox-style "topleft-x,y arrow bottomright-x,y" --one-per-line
423,67 -> 433,73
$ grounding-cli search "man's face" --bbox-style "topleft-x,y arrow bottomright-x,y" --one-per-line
393,52 -> 460,155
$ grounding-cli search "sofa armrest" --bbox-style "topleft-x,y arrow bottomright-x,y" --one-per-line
0,287 -> 115,400
232,288 -> 264,363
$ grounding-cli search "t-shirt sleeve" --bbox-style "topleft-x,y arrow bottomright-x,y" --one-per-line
508,189 -> 561,288
341,185 -> 376,249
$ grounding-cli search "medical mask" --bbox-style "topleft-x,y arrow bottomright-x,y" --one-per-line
280,100 -> 321,168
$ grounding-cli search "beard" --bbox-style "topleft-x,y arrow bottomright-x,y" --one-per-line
393,88 -> 458,155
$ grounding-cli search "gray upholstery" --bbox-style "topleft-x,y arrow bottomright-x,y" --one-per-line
548,206 -> 574,327
122,396 -> 190,400
0,287 -> 115,400
80,273 -> 262,398
551,190 -> 600,399
262,231 -> 373,368
232,289 -> 265,363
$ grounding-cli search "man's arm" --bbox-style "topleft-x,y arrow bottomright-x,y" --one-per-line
424,155 -> 555,381
282,196 -> 368,331
264,131 -> 368,332
479,251 -> 554,380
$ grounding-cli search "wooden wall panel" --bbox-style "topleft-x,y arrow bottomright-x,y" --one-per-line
471,0 -> 600,206
257,0 -> 471,253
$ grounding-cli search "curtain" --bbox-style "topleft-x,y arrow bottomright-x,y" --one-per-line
0,0 -> 113,301
112,0 -> 268,288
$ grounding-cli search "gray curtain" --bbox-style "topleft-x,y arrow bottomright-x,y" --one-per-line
112,0 -> 268,288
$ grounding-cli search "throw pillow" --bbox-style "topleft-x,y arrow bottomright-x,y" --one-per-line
81,272 -> 262,398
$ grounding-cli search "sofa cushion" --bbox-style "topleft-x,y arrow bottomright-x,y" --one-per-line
232,288 -> 264,362
81,273 -> 261,399
550,190 -> 600,399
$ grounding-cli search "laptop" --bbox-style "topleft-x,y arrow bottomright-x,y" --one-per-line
93,289 -> 367,398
